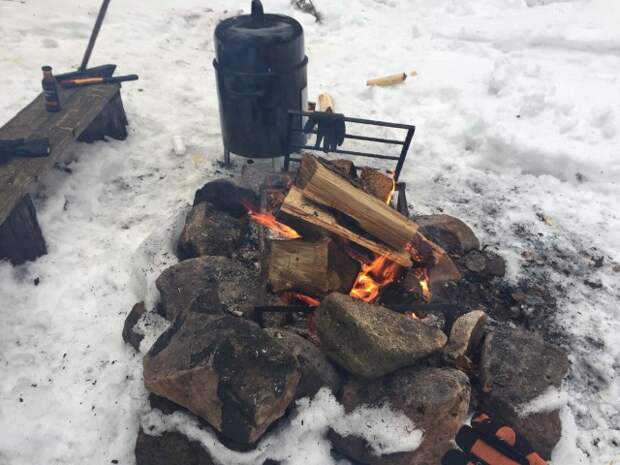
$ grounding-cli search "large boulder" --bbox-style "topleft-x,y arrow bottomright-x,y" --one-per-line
478,326 -> 569,459
265,328 -> 343,399
330,367 -> 470,465
155,256 -> 260,321
177,202 -> 246,261
143,314 -> 300,445
315,293 -> 447,378
414,214 -> 479,256
135,428 -> 214,465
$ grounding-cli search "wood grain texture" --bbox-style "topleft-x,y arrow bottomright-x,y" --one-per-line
268,237 -> 358,297
0,83 -> 123,225
277,186 -> 413,267
297,153 -> 419,251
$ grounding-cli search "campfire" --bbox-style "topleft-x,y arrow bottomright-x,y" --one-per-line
243,153 -> 456,312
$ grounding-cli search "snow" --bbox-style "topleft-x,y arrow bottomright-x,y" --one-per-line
1,0 -> 619,464
142,388 -> 423,465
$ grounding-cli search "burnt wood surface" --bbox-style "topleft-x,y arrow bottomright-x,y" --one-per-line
0,83 -> 125,226
0,195 -> 47,265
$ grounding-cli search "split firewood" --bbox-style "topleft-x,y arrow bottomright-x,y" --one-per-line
277,186 -> 413,267
366,72 -> 407,87
268,237 -> 358,297
359,167 -> 395,203
318,93 -> 335,112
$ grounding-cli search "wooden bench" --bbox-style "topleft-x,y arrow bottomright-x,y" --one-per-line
0,83 -> 128,265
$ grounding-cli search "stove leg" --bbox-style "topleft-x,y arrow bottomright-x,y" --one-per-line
223,148 -> 231,167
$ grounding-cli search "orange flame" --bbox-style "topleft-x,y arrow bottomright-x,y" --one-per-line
350,255 -> 401,303
242,201 -> 301,239
409,268 -> 431,302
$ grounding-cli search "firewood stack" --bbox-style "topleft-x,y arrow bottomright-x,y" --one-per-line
264,153 -> 460,305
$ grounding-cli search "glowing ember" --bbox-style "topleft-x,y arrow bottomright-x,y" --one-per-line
350,255 -> 401,303
409,268 -> 432,302
242,201 -> 301,239
281,291 -> 320,307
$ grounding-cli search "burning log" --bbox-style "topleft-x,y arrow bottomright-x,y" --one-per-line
268,237 -> 359,297
277,186 -> 413,267
295,154 -> 452,266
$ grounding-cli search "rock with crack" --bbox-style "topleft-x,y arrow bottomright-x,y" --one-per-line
315,293 -> 447,378
135,428 -> 215,465
177,202 -> 246,260
143,313 -> 300,445
478,326 -> 569,459
443,310 -> 488,370
265,328 -> 343,399
329,367 -> 470,465
155,256 -> 261,321
123,302 -> 146,351
414,214 -> 480,256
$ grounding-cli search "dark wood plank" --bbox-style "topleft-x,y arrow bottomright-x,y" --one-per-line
0,195 -> 47,265
0,83 -> 121,225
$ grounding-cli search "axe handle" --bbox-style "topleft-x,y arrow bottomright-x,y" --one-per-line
79,0 -> 111,71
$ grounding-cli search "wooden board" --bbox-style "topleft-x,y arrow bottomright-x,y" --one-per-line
0,83 -> 124,226
278,186 -> 413,267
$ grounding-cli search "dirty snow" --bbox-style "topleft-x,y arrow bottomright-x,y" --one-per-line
0,0 -> 619,464
142,388 -> 423,465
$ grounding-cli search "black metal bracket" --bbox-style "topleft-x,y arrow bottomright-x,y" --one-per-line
285,110 -> 415,181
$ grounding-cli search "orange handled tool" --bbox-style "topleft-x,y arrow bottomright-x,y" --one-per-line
442,413 -> 548,465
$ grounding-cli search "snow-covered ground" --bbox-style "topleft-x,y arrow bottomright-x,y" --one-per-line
1,0 -> 619,464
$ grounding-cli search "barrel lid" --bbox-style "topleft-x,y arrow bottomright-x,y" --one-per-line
215,0 -> 304,73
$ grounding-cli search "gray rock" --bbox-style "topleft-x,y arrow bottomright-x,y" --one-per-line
330,367 -> 470,465
315,293 -> 447,378
463,250 -> 506,278
265,328 -> 342,399
155,256 -> 261,321
135,428 -> 214,465
193,178 -> 257,217
414,214 -> 480,256
177,202 -> 246,261
479,326 -> 569,459
122,302 -> 146,351
443,310 -> 487,368
143,314 -> 300,445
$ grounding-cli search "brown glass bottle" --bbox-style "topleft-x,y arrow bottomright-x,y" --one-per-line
41,66 -> 61,112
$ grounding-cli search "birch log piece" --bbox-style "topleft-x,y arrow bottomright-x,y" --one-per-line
366,72 -> 407,87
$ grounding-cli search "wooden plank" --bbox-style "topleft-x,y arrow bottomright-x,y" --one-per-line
0,84 -> 121,225
278,186 -> 413,267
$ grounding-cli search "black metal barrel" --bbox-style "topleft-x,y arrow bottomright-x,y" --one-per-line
214,0 -> 308,159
